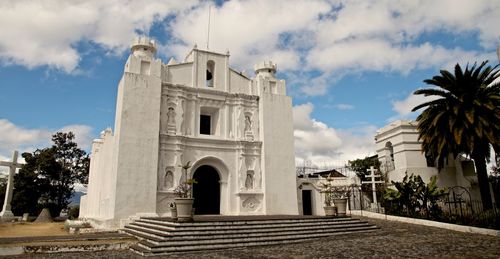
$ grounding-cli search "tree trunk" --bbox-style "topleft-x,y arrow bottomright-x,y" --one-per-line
472,153 -> 493,210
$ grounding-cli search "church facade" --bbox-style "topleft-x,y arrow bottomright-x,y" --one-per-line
80,37 -> 298,229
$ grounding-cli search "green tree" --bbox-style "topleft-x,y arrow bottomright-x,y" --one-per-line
0,176 -> 7,209
12,132 -> 89,216
347,156 -> 384,200
12,150 -> 50,216
412,61 -> 500,210
347,156 -> 381,181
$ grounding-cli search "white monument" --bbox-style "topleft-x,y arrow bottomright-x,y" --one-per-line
0,151 -> 24,219
80,37 -> 298,229
375,120 -> 481,200
361,166 -> 384,208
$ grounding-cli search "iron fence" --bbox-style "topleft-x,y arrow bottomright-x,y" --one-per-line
348,185 -> 500,230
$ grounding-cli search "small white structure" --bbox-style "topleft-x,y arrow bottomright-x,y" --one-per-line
374,120 -> 480,200
80,37 -> 298,229
297,169 -> 357,216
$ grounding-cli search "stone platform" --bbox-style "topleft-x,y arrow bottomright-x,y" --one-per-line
122,215 -> 379,256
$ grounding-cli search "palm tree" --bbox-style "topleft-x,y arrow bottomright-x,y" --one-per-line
411,61 -> 500,210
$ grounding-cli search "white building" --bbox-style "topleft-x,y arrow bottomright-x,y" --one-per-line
374,120 -> 481,200
80,37 -> 298,229
297,169 -> 359,216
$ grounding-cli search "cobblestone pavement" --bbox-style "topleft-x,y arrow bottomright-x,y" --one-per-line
8,217 -> 500,258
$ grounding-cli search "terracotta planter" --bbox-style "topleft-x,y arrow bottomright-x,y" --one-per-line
174,198 -> 194,222
333,198 -> 348,216
324,206 -> 336,217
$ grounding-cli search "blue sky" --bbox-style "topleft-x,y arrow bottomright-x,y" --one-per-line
0,0 -> 499,168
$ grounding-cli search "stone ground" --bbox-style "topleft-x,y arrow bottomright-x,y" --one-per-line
5,217 -> 500,258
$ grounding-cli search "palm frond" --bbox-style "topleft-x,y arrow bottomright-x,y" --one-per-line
413,88 -> 451,97
411,99 -> 444,112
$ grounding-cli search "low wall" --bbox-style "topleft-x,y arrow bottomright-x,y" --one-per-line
350,210 -> 500,237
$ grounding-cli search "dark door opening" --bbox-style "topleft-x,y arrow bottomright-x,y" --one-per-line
192,165 -> 220,214
302,190 -> 312,215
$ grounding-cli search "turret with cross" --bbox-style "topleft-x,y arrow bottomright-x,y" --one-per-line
0,151 -> 25,218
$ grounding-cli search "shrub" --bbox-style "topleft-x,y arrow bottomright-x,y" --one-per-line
68,206 -> 79,220
383,173 -> 446,219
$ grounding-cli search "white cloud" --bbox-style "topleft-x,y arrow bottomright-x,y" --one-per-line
391,91 -> 440,118
167,0 -> 328,71
307,40 -> 495,76
0,0 -> 197,72
0,119 -> 93,160
0,0 -> 498,94
167,0 -> 499,96
292,103 -> 376,166
0,119 -> 51,155
58,124 -> 93,150
335,104 -> 354,110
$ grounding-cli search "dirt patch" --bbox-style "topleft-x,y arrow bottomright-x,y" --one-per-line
0,222 -> 68,238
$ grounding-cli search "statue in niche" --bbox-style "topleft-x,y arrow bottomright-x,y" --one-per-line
167,107 -> 176,125
245,172 -> 254,189
164,171 -> 174,189
244,115 -> 252,132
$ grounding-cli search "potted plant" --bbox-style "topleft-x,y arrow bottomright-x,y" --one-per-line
320,177 -> 337,217
173,161 -> 196,222
331,185 -> 350,216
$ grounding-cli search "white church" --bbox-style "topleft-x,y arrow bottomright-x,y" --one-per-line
79,37 -> 298,228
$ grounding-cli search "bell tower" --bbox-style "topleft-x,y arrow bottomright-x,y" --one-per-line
131,37 -> 157,60
112,36 -> 162,222
124,37 -> 160,76
255,60 -> 298,214
254,61 -> 277,79
254,61 -> 286,95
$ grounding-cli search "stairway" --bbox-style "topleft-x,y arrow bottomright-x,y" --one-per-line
122,216 -> 378,256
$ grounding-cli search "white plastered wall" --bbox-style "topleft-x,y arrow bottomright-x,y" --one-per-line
259,92 -> 299,214
375,120 -> 478,192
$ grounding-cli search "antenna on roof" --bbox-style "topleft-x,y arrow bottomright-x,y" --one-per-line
206,4 -> 211,50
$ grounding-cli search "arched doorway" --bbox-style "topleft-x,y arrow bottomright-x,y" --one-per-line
192,165 -> 220,214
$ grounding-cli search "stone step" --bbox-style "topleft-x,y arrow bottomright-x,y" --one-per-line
130,228 -> 378,256
138,216 -> 356,228
135,217 -> 363,231
125,216 -> 380,256
121,228 -> 164,242
128,223 -> 377,245
144,225 -> 380,246
128,221 -> 373,240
